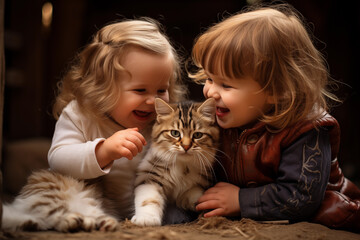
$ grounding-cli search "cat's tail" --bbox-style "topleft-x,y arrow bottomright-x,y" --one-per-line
2,203 -> 38,231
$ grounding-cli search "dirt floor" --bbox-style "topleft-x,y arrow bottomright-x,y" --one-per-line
1,217 -> 359,240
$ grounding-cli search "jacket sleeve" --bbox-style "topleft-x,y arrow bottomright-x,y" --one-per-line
239,128 -> 331,221
48,108 -> 111,180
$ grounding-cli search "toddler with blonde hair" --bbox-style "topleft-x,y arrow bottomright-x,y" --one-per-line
48,18 -> 186,219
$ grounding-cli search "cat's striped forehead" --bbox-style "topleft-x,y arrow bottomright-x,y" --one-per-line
175,101 -> 198,128
152,98 -> 217,141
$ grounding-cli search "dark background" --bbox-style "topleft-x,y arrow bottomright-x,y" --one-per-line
3,0 -> 360,186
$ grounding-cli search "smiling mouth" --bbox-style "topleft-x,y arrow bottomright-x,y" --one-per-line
133,110 -> 153,119
216,107 -> 229,117
217,107 -> 229,113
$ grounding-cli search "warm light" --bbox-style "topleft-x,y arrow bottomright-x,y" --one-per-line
42,2 -> 53,28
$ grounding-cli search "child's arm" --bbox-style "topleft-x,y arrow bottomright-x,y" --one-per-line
48,103 -> 146,179
197,128 -> 331,220
48,112 -> 107,179
240,129 -> 331,221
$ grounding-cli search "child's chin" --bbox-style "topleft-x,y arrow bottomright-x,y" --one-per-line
216,117 -> 230,129
130,122 -> 149,131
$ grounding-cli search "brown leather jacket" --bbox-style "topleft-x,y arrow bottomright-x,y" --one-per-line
217,113 -> 360,231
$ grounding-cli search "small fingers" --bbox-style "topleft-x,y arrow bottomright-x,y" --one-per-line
127,128 -> 147,146
203,182 -> 228,194
203,208 -> 224,218
196,199 -> 220,211
203,187 -> 218,195
197,191 -> 219,204
125,135 -> 144,153
120,148 -> 134,160
196,200 -> 225,217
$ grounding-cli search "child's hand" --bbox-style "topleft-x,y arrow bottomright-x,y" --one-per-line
96,128 -> 147,168
196,182 -> 240,218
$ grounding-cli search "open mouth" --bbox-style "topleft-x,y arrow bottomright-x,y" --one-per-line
133,110 -> 153,120
216,107 -> 229,117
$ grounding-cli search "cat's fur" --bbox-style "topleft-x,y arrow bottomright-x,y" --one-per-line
1,98 -> 219,231
2,170 -> 118,232
131,98 -> 219,226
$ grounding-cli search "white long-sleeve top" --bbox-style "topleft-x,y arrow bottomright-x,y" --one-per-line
48,100 -> 151,180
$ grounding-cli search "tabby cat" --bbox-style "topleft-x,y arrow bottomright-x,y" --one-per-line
2,170 -> 119,232
131,98 -> 219,226
1,98 -> 218,231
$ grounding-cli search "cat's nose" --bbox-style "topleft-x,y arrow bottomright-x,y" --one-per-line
181,137 -> 192,152
182,144 -> 191,152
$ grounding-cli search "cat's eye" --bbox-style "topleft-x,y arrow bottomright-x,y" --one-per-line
170,130 -> 180,137
193,132 -> 203,139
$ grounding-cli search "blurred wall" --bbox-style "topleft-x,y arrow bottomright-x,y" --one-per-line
0,0 -> 4,225
2,0 -> 360,188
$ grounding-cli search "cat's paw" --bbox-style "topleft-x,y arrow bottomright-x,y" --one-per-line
82,216 -> 96,232
187,195 -> 201,211
131,214 -> 162,226
96,216 -> 118,231
178,187 -> 204,211
20,220 -> 40,231
57,213 -> 84,232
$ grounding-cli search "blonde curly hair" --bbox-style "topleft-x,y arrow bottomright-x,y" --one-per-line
53,18 -> 186,121
190,4 -> 340,130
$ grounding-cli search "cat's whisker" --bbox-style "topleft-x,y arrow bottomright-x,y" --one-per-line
206,146 -> 233,163
199,147 -> 230,182
158,150 -> 174,173
172,154 -> 181,184
213,157 -> 230,182
197,152 -> 216,182
147,156 -> 162,174
196,153 -> 212,182
194,153 -> 205,178
142,149 -> 172,181
162,152 -> 171,173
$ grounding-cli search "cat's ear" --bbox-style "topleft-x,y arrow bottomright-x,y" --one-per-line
155,98 -> 174,117
197,98 -> 216,123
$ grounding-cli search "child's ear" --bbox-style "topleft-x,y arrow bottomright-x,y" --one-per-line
155,98 -> 174,116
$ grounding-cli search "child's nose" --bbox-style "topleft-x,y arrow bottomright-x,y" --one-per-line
146,95 -> 156,105
206,85 -> 220,100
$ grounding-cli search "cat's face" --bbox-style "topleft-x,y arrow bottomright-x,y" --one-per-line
151,98 -> 219,164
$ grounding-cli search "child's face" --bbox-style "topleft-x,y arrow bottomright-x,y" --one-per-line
110,47 -> 173,130
203,72 -> 271,129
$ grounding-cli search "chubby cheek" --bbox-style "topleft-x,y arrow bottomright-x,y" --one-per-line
159,93 -> 169,103
203,84 -> 209,98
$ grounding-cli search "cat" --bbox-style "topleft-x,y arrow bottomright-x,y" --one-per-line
131,97 -> 219,226
1,98 -> 219,232
1,170 -> 119,232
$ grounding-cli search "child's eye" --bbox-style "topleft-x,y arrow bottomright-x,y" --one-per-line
157,89 -> 167,95
206,78 -> 213,83
133,89 -> 146,93
222,84 -> 232,89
